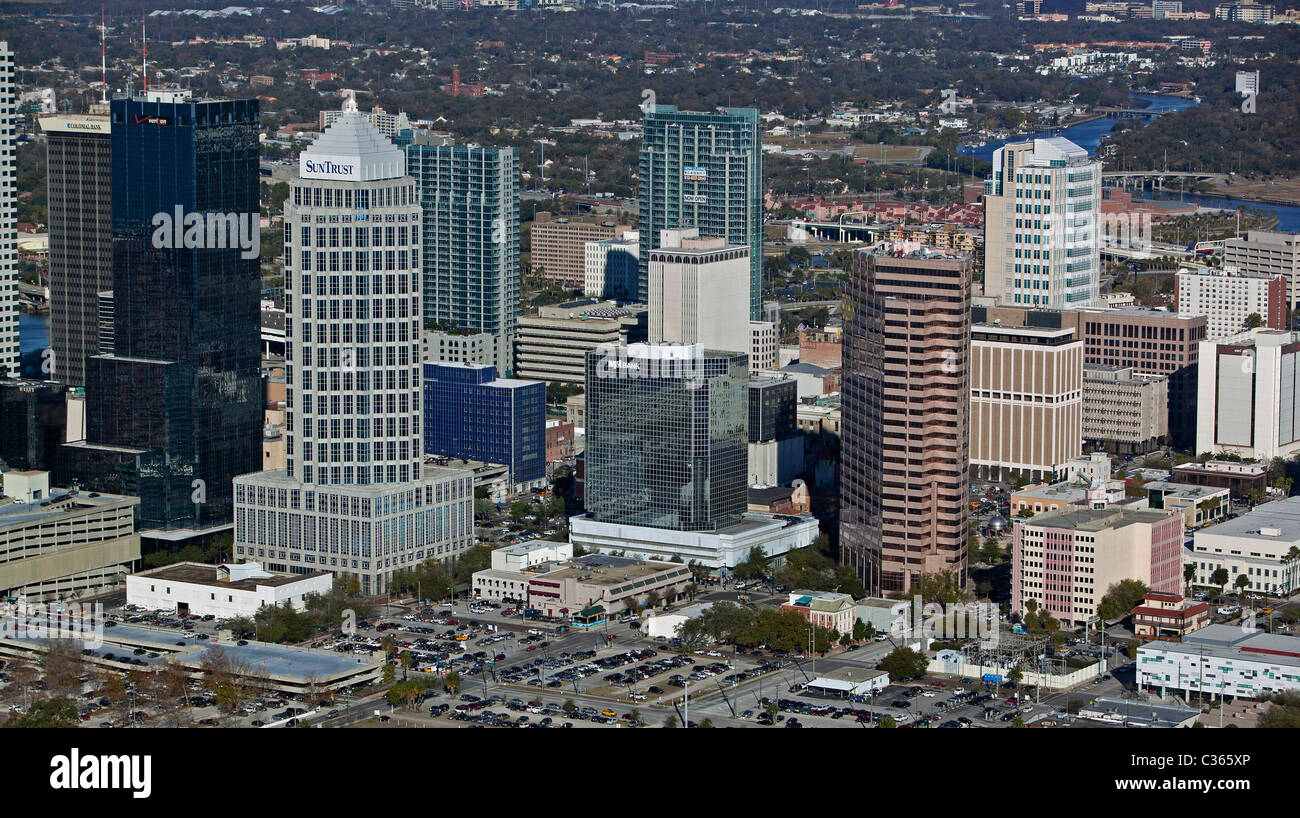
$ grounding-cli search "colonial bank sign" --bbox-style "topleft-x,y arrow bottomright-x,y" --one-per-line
300,153 -> 361,181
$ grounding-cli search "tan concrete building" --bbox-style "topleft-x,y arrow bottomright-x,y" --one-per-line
530,213 -> 625,289
0,471 -> 139,602
1076,306 -> 1207,449
1082,363 -> 1169,454
842,243 -> 970,595
970,323 -> 1083,482
514,300 -> 645,384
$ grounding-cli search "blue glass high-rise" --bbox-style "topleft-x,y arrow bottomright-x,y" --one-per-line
73,94 -> 262,530
422,362 -> 545,485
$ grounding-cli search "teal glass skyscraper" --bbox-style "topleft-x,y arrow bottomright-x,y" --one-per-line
406,133 -> 519,374
638,104 -> 763,319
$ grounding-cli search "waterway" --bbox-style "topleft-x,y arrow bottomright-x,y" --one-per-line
957,93 -> 1199,163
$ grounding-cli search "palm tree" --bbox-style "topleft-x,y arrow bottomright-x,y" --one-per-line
1183,563 -> 1197,594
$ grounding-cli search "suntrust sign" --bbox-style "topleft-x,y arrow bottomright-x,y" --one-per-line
300,152 -> 361,181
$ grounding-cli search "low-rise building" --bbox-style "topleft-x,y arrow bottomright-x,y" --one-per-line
569,511 -> 820,569
125,561 -> 333,619
1060,452 -> 1113,487
1186,496 -> 1300,595
1131,591 -> 1211,641
471,551 -> 692,618
1170,460 -> 1268,501
1139,625 -> 1300,700
1010,479 -> 1125,516
0,471 -> 140,603
798,327 -> 842,368
782,589 -> 857,634
422,330 -> 497,367
1083,364 -> 1168,454
1144,481 -> 1229,529
1012,507 -> 1184,626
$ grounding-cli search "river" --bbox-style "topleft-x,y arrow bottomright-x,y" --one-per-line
957,93 -> 1199,163
958,93 -> 1300,231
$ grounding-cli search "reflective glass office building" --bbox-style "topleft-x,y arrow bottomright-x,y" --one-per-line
583,343 -> 748,532
406,134 -> 519,375
638,105 -> 763,318
422,362 -> 545,485
69,93 -> 262,531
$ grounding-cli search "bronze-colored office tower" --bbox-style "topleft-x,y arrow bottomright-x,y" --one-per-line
841,244 -> 971,595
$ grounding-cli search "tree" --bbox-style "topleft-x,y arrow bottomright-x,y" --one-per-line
734,546 -> 768,580
878,715 -> 897,728
1211,567 -> 1231,597
1234,574 -> 1252,596
699,717 -> 713,728
909,569 -> 972,605
663,715 -> 678,728
3,698 -> 79,728
1245,312 -> 1265,329
878,647 -> 929,681
510,502 -> 530,521
443,671 -> 462,694
852,619 -> 873,641
1183,563 -> 1197,594
1096,579 -> 1150,622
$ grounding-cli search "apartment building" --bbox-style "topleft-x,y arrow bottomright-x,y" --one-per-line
970,323 -> 1083,482
1175,266 -> 1285,340
1139,625 -> 1300,701
1012,506 -> 1183,627
530,213 -> 624,290
1082,364 -> 1168,454
1223,231 -> 1300,310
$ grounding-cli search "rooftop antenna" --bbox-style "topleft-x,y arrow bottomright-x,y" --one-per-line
100,6 -> 107,103
141,13 -> 147,94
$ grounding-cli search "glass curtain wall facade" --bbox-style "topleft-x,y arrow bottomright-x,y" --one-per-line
638,105 -> 763,319
76,96 -> 262,530
422,362 -> 546,485
406,137 -> 520,375
584,344 -> 748,532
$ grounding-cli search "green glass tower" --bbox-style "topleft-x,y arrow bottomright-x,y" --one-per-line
406,133 -> 520,374
638,104 -> 763,319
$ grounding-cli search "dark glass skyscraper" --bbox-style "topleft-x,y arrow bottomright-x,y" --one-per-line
70,93 -> 262,531
583,343 -> 748,532
638,105 -> 763,318
40,113 -> 112,389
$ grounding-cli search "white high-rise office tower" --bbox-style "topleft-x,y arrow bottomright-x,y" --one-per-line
233,99 -> 474,596
648,228 -> 751,356
0,42 -> 18,378
982,137 -> 1101,309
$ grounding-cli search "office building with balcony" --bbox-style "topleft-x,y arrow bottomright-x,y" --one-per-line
1082,364 -> 1168,454
841,243 -> 971,595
